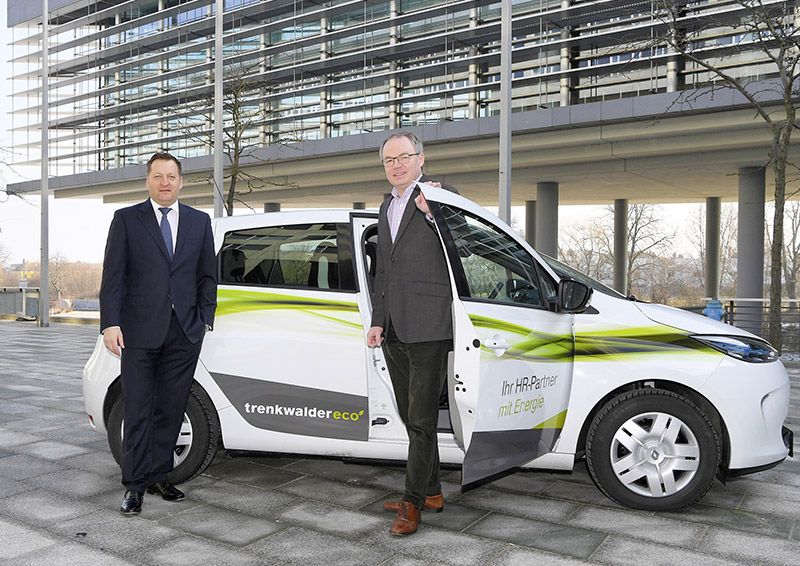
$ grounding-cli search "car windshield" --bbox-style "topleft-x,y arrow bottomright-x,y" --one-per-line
540,254 -> 626,299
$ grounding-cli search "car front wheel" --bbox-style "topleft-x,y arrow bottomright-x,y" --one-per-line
107,382 -> 220,485
585,388 -> 721,511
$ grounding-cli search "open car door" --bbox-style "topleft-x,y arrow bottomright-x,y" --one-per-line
423,186 -> 577,485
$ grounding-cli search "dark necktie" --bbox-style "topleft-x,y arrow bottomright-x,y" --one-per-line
159,207 -> 173,260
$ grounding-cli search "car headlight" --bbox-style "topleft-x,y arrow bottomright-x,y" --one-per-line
691,335 -> 778,363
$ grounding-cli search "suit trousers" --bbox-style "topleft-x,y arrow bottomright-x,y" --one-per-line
120,311 -> 203,492
384,324 -> 451,509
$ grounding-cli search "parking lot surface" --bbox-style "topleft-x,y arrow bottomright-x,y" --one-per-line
1,320 -> 800,565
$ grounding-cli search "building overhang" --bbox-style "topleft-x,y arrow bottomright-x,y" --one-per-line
9,84 -> 795,208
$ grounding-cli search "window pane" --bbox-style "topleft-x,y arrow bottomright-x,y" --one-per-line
439,205 -> 544,307
219,223 -> 355,291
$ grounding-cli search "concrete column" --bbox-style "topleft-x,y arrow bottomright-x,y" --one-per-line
559,0 -> 578,107
736,167 -> 765,335
613,199 -> 628,295
319,15 -> 329,139
388,1 -> 399,129
534,183 -> 558,257
705,197 -> 721,298
468,8 -> 479,119
525,200 -> 536,248
264,203 -> 281,212
352,202 -> 366,209
737,168 -> 765,298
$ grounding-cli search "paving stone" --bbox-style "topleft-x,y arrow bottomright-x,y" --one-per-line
541,478 -> 621,507
189,475 -> 298,516
6,541 -> 136,566
697,485 -> 747,509
567,506 -> 706,547
2,489 -> 97,527
278,500 -> 385,537
662,502 -> 793,538
0,429 -> 44,448
458,487 -> 579,522
591,535 -> 742,566
0,474 -> 37,499
465,513 -> 606,560
375,557 -> 453,566
739,493 -> 800,520
699,526 -> 800,565
14,440 -> 90,461
0,518 -> 59,559
247,526 -> 390,565
366,522 -> 506,565
50,507 -> 182,557
25,467 -> 120,498
159,503 -> 282,545
203,459 -> 304,488
491,546 -> 593,565
61,450 -> 121,478
140,536 -> 263,566
278,475 -> 389,509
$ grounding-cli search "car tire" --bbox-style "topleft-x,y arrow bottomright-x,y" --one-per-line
585,388 -> 721,511
107,382 -> 220,485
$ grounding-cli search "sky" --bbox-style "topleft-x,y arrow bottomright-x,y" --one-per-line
0,3 -> 701,268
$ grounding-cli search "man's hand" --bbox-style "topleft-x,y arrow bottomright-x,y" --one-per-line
367,326 -> 384,348
415,181 -> 441,217
103,326 -> 125,357
415,192 -> 431,216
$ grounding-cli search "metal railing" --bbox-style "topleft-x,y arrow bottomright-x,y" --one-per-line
723,299 -> 800,353
0,287 -> 40,320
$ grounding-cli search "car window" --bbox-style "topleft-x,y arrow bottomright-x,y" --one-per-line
219,223 -> 357,291
437,205 -> 545,307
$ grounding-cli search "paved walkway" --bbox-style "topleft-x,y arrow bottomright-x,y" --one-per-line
1,320 -> 799,565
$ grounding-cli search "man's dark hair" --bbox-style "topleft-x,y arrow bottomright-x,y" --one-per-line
146,152 -> 182,175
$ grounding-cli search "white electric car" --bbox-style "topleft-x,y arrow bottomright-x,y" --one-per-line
83,186 -> 792,511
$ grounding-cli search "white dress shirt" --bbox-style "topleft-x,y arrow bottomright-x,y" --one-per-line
150,198 -> 179,254
387,175 -> 422,243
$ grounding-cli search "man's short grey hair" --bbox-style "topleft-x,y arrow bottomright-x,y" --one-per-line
379,132 -> 424,160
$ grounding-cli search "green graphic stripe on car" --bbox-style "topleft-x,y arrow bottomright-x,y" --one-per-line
216,289 -> 362,329
469,315 -> 720,361
533,410 -> 567,430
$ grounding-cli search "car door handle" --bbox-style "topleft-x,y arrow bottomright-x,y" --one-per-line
483,335 -> 510,357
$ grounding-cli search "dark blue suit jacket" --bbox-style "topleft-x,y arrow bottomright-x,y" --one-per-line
99,200 -> 217,348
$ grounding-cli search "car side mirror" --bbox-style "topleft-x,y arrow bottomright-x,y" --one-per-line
556,279 -> 592,313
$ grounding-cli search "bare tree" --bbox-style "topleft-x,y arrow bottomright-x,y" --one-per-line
591,204 -> 676,297
654,0 -> 799,347
179,62 -> 295,216
783,201 -> 800,305
559,215 -> 613,283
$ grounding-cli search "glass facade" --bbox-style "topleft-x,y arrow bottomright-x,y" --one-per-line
8,0 -> 786,177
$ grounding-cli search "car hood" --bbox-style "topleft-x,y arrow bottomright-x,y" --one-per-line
635,302 -> 759,339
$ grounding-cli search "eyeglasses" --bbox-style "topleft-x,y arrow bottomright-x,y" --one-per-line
382,153 -> 420,167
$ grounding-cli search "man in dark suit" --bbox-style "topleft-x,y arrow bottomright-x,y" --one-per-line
100,152 -> 217,516
367,132 -> 456,536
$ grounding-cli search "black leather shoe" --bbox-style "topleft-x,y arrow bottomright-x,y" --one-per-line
146,481 -> 185,501
120,490 -> 143,515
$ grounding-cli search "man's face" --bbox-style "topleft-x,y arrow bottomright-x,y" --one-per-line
382,136 -> 424,191
147,159 -> 182,207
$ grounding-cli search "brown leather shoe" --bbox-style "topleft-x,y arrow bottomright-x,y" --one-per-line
389,501 -> 421,536
383,494 -> 444,513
